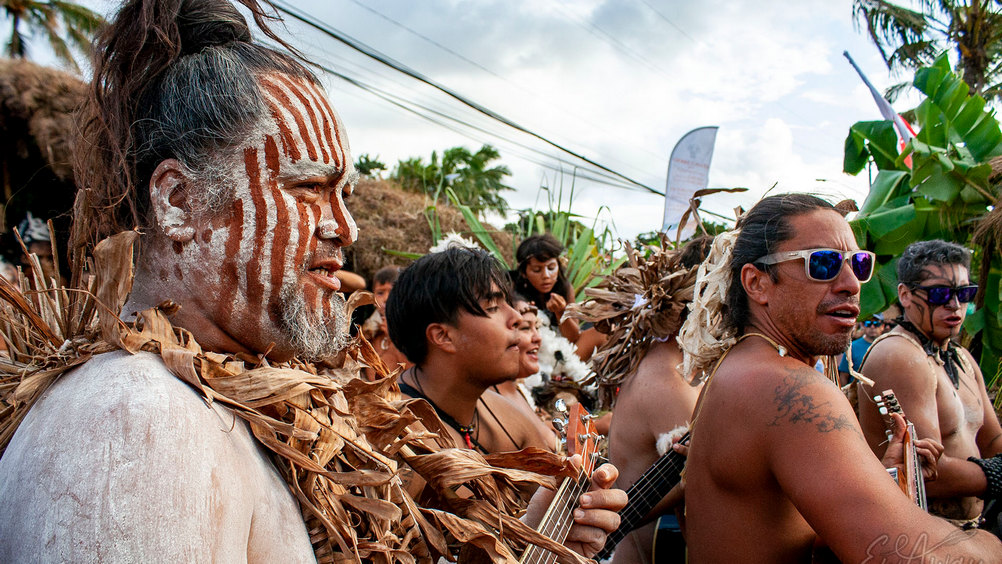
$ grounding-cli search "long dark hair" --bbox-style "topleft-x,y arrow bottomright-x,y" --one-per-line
70,0 -> 314,264
513,234 -> 573,320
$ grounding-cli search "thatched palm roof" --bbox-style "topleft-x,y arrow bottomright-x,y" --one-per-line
0,58 -> 83,181
0,58 -> 84,261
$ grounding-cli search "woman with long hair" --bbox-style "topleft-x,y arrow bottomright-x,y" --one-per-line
513,233 -> 580,343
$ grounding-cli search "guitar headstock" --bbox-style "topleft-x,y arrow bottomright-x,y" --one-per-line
552,399 -> 601,476
874,389 -> 903,440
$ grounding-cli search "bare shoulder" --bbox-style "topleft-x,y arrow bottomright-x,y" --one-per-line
711,348 -> 861,440
0,351 -> 261,560
862,333 -> 938,396
480,389 -> 552,450
863,333 -> 934,377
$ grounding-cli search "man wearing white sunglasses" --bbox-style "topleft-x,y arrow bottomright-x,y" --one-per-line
858,240 -> 1002,531
683,194 -> 1001,562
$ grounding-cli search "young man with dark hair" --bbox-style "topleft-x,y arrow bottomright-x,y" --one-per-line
858,239 -> 1002,528
386,246 -> 627,559
683,194 -> 1001,562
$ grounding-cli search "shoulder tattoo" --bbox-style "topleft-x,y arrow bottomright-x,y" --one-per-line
769,367 -> 862,438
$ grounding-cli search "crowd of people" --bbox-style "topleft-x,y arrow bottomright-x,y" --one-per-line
1,0 -> 1002,562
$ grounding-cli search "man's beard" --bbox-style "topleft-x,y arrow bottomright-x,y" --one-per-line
811,331 -> 853,357
809,298 -> 857,357
278,282 -> 350,362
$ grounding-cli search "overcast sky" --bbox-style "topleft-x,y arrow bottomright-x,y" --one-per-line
38,0 -> 915,241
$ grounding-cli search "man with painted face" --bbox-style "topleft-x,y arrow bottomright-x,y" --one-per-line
0,0 -> 358,560
858,240 -> 1002,528
683,194 -> 1002,562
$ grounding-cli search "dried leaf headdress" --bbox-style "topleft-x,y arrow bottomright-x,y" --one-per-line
677,229 -> 740,384
566,235 -> 698,407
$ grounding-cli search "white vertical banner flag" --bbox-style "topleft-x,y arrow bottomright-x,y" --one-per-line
661,126 -> 718,238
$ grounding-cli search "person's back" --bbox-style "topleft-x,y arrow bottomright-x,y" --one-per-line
0,351 -> 314,562
609,339 -> 699,564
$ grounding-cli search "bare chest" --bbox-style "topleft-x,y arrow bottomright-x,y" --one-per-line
933,361 -> 983,440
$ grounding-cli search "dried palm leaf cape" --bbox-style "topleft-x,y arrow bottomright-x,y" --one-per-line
568,236 -> 701,406
676,230 -> 741,384
0,232 -> 593,564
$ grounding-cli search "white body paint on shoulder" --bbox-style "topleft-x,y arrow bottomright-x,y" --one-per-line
0,351 -> 315,563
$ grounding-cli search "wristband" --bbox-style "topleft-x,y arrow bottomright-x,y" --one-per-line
968,454 -> 1002,499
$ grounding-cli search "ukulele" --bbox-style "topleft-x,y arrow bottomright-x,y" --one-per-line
874,390 -> 927,510
594,431 -> 690,561
520,401 -> 601,564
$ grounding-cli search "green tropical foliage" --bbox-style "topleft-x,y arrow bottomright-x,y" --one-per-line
852,0 -> 1002,101
845,52 -> 1002,388
354,153 -> 386,178
391,144 -> 514,217
2,0 -> 104,72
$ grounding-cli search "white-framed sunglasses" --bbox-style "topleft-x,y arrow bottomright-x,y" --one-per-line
755,248 -> 876,283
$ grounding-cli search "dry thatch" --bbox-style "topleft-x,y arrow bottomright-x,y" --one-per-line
0,58 -> 84,255
0,232 -> 589,564
346,178 -> 515,282
567,236 -> 698,408
0,58 -> 83,182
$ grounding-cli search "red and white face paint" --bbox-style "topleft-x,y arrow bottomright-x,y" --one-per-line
177,73 -> 357,360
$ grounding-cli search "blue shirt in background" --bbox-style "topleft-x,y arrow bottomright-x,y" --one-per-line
838,335 -> 874,377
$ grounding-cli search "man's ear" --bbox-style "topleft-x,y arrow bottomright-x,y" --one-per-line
150,159 -> 196,243
426,323 -> 457,354
897,283 -> 913,307
741,262 -> 773,306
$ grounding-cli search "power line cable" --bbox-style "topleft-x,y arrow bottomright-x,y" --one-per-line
309,57 -> 643,190
340,0 -> 666,164
290,44 -> 647,190
552,0 -> 674,78
637,0 -> 699,44
270,0 -> 664,196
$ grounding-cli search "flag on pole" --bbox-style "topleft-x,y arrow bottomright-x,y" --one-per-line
844,51 -> 915,142
661,126 -> 718,239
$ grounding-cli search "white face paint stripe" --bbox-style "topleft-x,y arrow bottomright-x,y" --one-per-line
267,74 -> 330,165
302,80 -> 347,168
264,134 -> 297,326
260,76 -> 325,165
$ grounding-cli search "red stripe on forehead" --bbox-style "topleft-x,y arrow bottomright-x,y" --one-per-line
303,80 -> 344,168
261,79 -> 318,163
244,146 -> 266,314
273,74 -> 330,165
263,97 -> 301,163
266,135 -> 292,324
216,198 -> 244,327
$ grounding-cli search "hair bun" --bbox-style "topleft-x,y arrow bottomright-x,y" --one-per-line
177,0 -> 251,56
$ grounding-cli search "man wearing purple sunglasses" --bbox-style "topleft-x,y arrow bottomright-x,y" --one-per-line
683,196 -> 1001,562
858,239 -> 1001,531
